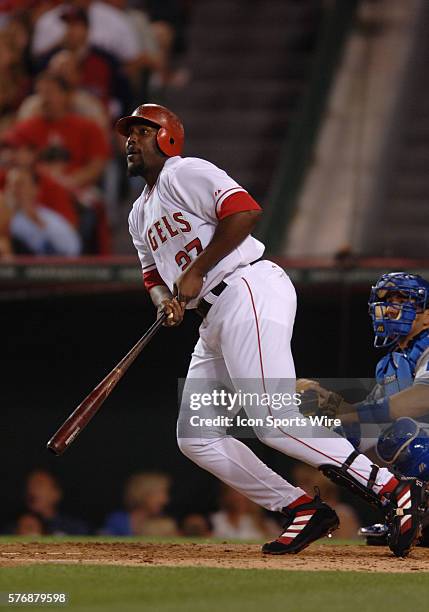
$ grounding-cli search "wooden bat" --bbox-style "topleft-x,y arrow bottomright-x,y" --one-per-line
47,312 -> 167,455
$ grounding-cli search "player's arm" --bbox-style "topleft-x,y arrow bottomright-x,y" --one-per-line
175,205 -> 262,303
0,192 -> 12,257
306,382 -> 429,424
0,192 -> 12,234
351,355 -> 429,423
129,207 -> 184,327
388,384 -> 429,420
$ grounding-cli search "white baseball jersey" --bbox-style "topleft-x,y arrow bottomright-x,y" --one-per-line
128,156 -> 264,308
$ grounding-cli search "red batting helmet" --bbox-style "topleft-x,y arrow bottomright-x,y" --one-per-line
116,104 -> 184,157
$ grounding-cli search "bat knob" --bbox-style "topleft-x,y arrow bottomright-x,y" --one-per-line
46,438 -> 64,456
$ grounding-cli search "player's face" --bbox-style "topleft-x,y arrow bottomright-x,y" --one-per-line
125,123 -> 160,177
383,292 -> 410,320
382,292 -> 429,344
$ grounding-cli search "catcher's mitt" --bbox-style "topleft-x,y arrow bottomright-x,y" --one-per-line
296,379 -> 347,419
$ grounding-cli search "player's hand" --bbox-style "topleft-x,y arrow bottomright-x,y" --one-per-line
297,379 -> 331,400
174,267 -> 204,304
158,297 -> 185,327
297,378 -> 355,421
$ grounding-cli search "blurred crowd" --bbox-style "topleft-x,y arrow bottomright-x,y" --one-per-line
3,466 -> 361,539
0,0 -> 191,258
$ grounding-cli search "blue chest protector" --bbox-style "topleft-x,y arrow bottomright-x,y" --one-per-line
374,330 -> 429,479
375,330 -> 429,398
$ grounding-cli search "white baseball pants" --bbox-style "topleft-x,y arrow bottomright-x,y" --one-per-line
177,261 -> 393,511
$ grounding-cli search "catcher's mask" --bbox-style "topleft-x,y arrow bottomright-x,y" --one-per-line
116,103 -> 184,157
377,417 -> 429,480
368,272 -> 429,348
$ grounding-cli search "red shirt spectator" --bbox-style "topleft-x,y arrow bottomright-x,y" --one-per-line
11,114 -> 110,178
10,72 -> 111,191
1,126 -> 79,227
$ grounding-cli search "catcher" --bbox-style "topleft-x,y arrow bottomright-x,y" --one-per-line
298,272 -> 429,545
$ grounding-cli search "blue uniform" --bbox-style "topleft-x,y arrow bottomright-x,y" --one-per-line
375,330 -> 429,395
344,330 -> 429,441
349,330 -> 429,479
359,272 -> 429,541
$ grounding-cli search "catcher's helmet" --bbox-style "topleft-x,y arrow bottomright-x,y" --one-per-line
368,272 -> 429,348
116,103 -> 184,157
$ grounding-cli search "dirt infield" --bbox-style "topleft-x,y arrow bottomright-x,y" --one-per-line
1,542 -> 429,572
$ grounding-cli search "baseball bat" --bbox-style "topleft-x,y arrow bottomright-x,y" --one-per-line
47,312 -> 167,456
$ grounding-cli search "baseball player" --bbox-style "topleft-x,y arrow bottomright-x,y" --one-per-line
116,104 -> 429,557
357,273 -> 429,544
299,272 -> 429,545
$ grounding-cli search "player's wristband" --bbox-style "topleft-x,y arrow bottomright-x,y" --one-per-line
356,397 -> 390,423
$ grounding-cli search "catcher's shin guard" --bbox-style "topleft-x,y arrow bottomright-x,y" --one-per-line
262,493 -> 339,555
320,451 -> 429,556
319,451 -> 384,509
385,477 -> 429,558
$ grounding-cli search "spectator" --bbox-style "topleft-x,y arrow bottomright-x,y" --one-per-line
35,6 -> 131,118
18,50 -> 109,132
17,469 -> 89,535
101,472 -> 178,536
11,72 -> 111,192
3,166 -> 81,255
32,0 -> 163,103
32,1 -> 148,65
291,463 -> 361,540
103,0 -> 163,96
5,12 -> 33,76
0,27 -> 31,134
210,484 -> 277,540
143,0 -> 191,88
109,0 -> 160,60
15,513 -> 46,536
0,129 -> 79,227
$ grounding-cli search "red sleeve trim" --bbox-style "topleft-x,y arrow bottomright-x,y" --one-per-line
218,191 -> 262,220
143,269 -> 167,291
